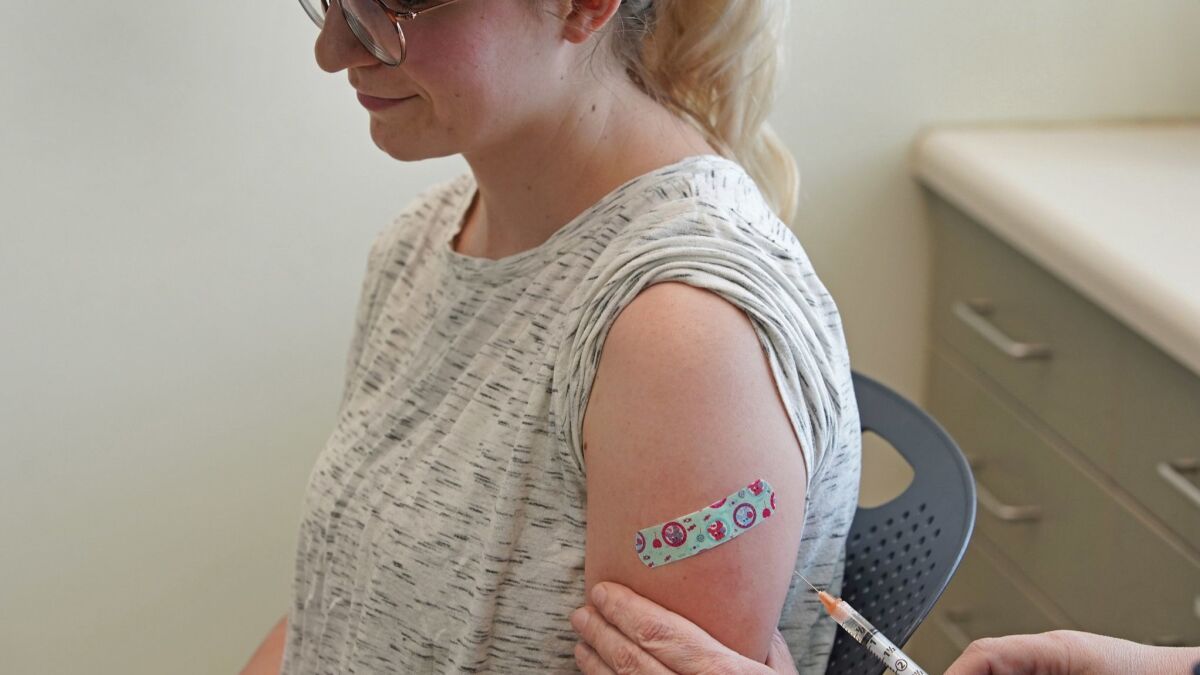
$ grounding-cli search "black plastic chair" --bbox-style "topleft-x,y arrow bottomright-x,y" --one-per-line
823,370 -> 977,675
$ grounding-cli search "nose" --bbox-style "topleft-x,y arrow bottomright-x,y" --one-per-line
314,0 -> 382,73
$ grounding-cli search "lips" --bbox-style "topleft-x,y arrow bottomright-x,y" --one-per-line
357,91 -> 414,111
356,91 -> 413,100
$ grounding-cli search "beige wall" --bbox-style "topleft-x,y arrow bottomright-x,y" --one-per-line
1,2 -> 1197,672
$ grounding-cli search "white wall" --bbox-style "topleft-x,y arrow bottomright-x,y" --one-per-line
1,2 -> 1196,672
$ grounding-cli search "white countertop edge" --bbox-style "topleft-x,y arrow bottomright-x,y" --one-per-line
911,131 -> 1200,378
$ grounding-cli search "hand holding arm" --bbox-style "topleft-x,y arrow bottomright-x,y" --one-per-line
571,580 -> 799,675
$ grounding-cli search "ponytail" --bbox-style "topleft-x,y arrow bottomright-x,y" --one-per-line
611,0 -> 800,225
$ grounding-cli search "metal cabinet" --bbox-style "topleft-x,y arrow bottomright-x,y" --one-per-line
906,189 -> 1200,665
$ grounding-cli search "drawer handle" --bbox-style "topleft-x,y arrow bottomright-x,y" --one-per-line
934,610 -> 974,652
952,299 -> 1053,360
1157,458 -> 1200,510
966,455 -> 1043,522
977,481 -> 1043,522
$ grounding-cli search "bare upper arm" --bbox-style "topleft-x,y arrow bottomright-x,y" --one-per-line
580,281 -> 809,663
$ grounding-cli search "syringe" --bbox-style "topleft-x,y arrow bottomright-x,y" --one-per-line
794,571 -> 928,675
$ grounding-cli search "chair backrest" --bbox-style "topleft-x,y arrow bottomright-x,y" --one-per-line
823,370 -> 976,675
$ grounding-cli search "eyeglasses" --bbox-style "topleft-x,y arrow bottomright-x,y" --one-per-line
298,0 -> 469,66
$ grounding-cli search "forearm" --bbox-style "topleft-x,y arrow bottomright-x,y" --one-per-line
1052,630 -> 1200,674
240,614 -> 288,675
1106,636 -> 1200,674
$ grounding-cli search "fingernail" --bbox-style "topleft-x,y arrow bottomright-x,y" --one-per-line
569,607 -> 588,632
591,583 -> 607,607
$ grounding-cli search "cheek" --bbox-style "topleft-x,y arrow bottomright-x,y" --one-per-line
411,51 -> 527,134
410,30 -> 499,108
404,16 -> 547,126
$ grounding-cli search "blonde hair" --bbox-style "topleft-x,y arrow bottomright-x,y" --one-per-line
568,0 -> 801,225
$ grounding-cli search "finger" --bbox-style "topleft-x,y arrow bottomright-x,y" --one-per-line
944,636 -> 1029,675
572,603 -> 675,675
764,629 -> 799,675
589,581 -> 744,673
574,640 -> 618,675
942,644 -> 995,675
944,633 -> 1071,675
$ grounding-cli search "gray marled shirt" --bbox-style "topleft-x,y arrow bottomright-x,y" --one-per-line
280,154 -> 862,674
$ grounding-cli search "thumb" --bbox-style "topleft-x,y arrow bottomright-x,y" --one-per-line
764,629 -> 799,675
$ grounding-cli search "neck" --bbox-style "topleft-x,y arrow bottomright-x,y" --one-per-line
456,79 -> 718,260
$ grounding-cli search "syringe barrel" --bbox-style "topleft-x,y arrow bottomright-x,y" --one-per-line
831,599 -> 927,675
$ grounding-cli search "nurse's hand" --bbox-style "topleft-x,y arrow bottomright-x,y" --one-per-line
945,630 -> 1200,675
569,581 -> 799,675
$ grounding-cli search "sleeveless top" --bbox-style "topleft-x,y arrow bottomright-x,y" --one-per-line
279,154 -> 862,674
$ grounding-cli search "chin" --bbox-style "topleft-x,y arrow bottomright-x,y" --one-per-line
369,127 -> 460,164
377,144 -> 432,162
370,136 -> 437,163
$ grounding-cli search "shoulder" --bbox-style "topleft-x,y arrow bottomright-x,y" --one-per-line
600,281 -> 763,376
583,281 -> 797,470
604,171 -> 801,271
364,171 -> 471,265
587,279 -> 793,462
389,171 -> 471,240
554,159 -> 850,487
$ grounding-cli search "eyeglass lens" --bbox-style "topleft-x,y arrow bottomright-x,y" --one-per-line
301,0 -> 406,65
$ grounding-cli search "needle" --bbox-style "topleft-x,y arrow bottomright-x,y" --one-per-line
792,569 -> 821,594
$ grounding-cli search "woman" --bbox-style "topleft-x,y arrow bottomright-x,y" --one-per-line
242,0 -> 861,672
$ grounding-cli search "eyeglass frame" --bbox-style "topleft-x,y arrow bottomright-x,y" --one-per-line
301,0 -> 471,66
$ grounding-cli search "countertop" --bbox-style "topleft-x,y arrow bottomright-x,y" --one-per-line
910,120 -> 1200,377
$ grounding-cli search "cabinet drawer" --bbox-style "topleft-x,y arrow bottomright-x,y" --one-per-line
928,190 -> 1121,470
905,538 -> 1070,673
927,344 -> 1200,644
1114,328 -> 1200,552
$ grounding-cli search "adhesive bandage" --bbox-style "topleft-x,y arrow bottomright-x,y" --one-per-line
634,478 -> 776,568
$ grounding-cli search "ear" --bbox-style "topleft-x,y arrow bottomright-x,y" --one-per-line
559,0 -> 623,44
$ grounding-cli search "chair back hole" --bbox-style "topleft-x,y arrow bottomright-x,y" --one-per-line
858,430 -> 914,508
